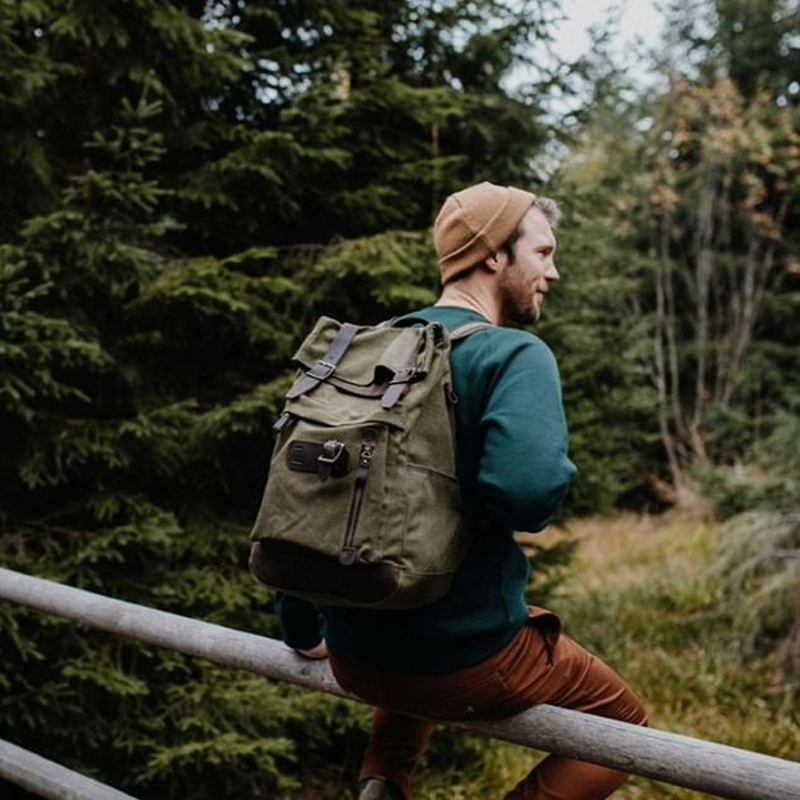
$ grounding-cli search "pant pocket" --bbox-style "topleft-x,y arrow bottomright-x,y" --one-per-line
527,606 -> 561,665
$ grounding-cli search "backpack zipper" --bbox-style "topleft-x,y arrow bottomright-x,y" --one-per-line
339,431 -> 377,566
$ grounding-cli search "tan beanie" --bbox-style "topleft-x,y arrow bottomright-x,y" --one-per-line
433,181 -> 535,284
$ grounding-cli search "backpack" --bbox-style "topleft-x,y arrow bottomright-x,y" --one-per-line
248,315 -> 491,610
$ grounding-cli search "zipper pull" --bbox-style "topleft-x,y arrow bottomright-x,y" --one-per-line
356,439 -> 376,482
340,430 -> 378,566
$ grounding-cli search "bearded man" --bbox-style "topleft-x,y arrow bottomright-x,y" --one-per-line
277,182 -> 647,800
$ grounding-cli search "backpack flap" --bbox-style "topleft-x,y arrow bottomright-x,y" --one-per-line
292,318 -> 432,388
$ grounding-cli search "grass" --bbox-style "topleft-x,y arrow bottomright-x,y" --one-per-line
415,511 -> 800,800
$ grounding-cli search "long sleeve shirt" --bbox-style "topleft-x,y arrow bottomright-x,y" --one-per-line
275,306 -> 577,674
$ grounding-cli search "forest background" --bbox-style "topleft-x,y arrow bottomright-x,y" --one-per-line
1,1 -> 799,798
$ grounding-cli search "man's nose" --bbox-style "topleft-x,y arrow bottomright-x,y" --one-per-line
546,261 -> 560,282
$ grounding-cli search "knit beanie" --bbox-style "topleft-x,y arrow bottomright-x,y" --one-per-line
433,181 -> 535,284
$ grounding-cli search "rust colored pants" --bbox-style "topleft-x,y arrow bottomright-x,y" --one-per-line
329,608 -> 647,800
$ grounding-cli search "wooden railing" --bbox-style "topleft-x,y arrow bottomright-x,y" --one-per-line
1,566 -> 799,800
0,739 -> 140,800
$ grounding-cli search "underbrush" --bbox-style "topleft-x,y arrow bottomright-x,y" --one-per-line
713,509 -> 800,678
413,512 -> 800,800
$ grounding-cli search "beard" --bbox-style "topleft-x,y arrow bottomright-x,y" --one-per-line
498,261 -> 540,325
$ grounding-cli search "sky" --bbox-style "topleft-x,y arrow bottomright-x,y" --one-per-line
504,0 -> 666,97
552,0 -> 664,61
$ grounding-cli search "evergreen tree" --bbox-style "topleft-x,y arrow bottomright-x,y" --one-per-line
661,0 -> 800,103
542,27 -> 666,511
566,5 -> 800,498
0,3 -> 343,798
184,0 -> 560,252
0,2 -> 575,798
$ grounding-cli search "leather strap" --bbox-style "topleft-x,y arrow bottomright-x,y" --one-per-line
381,338 -> 422,409
380,322 -> 493,409
286,322 -> 359,399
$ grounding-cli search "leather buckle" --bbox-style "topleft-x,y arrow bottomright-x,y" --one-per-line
318,440 -> 347,481
388,368 -> 416,385
307,360 -> 336,380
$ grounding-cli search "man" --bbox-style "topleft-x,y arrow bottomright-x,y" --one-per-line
276,182 -> 647,800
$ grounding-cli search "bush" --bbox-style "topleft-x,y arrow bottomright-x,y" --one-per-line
713,509 -> 800,681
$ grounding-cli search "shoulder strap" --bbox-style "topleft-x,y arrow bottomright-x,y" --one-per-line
449,321 -> 495,341
384,315 -> 427,329
387,316 -> 494,340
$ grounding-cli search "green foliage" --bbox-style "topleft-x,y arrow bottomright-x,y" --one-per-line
4,0 -> 797,796
661,0 -> 800,102
523,536 -> 579,607
543,129 -> 662,512
692,403 -> 800,517
297,231 -> 440,322
176,0 -> 560,252
713,509 -> 800,679
560,5 -> 800,502
0,1 -> 576,799
568,514 -> 800,800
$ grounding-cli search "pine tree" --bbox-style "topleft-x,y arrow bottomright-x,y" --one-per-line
0,3 -> 338,798
1,2 -> 573,798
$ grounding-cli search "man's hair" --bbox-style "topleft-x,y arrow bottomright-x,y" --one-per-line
501,196 -> 561,263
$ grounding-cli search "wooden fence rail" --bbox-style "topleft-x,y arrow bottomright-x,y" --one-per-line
0,739 -> 141,800
1,566 -> 799,800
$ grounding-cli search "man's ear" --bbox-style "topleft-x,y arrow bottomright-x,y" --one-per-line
485,250 -> 504,272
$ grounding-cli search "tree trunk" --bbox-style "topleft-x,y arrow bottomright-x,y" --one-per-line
690,170 -> 717,459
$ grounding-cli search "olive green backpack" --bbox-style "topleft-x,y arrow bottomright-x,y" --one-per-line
249,315 -> 490,609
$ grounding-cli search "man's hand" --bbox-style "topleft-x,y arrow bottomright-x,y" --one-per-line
296,640 -> 329,659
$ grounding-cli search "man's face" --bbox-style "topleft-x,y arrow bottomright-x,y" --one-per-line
498,207 -> 559,325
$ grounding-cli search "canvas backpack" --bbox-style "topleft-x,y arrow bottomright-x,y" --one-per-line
248,315 -> 491,610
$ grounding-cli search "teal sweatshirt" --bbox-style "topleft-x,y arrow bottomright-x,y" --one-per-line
275,306 -> 577,674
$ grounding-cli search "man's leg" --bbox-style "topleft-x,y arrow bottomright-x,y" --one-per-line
502,631 -> 647,800
331,618 -> 646,800
359,708 -> 435,800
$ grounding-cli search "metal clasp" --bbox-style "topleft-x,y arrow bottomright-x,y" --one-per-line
318,440 -> 346,481
307,359 -> 337,380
